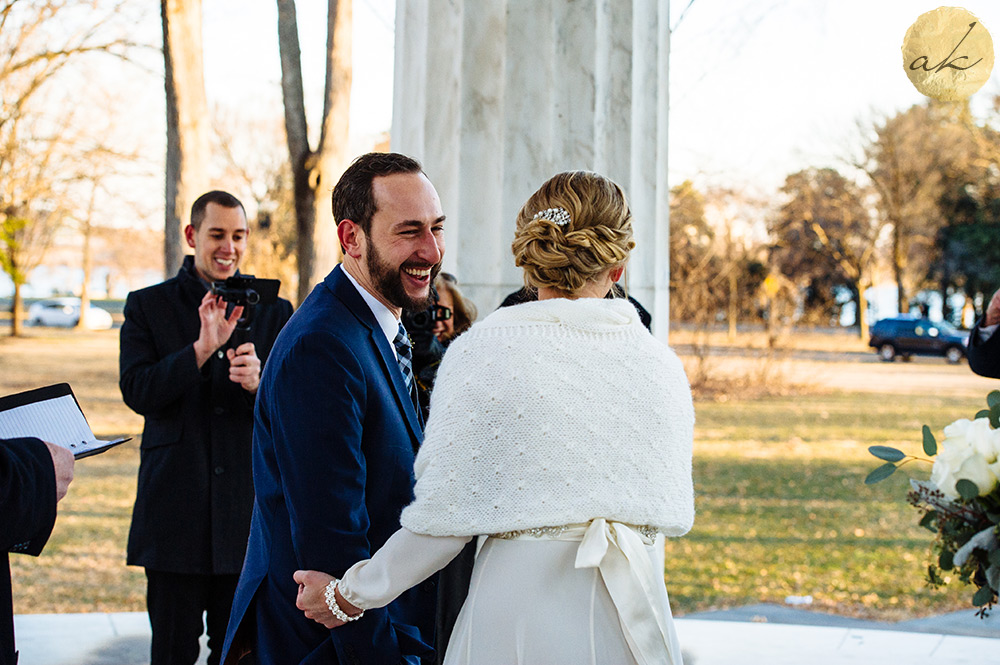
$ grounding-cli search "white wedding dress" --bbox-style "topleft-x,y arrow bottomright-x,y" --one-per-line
339,520 -> 683,665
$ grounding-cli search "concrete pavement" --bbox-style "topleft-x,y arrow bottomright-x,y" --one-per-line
12,604 -> 1000,664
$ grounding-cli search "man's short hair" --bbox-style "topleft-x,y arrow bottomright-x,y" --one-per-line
332,153 -> 423,236
190,191 -> 246,231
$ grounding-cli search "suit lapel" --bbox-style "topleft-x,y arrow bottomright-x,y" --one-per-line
327,267 -> 424,444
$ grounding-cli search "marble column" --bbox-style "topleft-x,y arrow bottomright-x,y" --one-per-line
392,0 -> 671,337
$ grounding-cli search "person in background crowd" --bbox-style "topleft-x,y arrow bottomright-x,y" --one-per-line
119,191 -> 292,665
432,273 -> 477,345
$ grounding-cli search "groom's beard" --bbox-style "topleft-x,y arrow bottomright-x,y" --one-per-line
366,241 -> 440,312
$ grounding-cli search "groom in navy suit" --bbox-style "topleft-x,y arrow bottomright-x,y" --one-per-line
222,153 -> 445,664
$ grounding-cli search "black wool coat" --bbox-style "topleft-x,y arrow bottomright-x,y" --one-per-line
1,437 -> 56,665
120,257 -> 293,575
968,317 -> 1000,379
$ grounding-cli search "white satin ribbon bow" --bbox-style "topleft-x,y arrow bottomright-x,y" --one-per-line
574,518 -> 683,665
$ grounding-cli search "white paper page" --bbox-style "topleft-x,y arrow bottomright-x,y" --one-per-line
0,394 -> 96,446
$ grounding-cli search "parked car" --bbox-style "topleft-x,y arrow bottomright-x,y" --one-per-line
868,316 -> 968,364
27,298 -> 114,330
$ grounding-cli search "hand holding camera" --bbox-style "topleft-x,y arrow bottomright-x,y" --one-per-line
227,342 -> 262,393
211,275 -> 281,331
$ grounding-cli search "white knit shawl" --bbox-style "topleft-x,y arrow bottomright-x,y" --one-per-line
399,297 -> 695,538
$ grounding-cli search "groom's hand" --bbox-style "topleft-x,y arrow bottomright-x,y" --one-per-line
294,569 -> 360,629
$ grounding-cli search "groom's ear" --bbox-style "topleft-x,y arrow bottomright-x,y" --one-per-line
338,219 -> 364,259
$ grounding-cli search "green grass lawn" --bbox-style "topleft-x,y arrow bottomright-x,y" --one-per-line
666,392 -> 974,619
3,331 -> 983,620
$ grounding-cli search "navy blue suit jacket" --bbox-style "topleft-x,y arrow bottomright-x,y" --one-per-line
222,266 -> 435,665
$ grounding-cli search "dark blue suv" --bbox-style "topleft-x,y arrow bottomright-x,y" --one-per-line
868,317 -> 969,363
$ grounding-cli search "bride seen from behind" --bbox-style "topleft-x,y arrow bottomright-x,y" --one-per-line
294,171 -> 695,665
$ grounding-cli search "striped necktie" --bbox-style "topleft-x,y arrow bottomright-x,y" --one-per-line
393,322 -> 415,398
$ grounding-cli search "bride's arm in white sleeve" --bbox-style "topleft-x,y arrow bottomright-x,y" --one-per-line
341,528 -> 472,609
294,528 -> 472,626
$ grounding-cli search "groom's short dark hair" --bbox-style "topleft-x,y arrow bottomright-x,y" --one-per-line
332,152 -> 424,236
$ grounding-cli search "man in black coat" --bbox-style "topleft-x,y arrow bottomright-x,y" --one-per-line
1,436 -> 74,665
119,191 -> 293,665
968,287 -> 1000,378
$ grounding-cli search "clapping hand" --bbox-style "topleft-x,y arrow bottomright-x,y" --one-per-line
193,291 -> 244,368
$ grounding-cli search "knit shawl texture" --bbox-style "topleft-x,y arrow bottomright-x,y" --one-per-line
400,297 -> 695,538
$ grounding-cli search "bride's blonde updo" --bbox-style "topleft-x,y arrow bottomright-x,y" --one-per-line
511,171 -> 635,294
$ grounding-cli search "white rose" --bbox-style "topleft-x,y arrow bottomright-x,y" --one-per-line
962,417 -> 1000,462
932,418 -> 1000,499
941,419 -> 976,453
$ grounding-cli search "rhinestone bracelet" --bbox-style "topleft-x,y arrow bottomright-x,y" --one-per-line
324,579 -> 364,623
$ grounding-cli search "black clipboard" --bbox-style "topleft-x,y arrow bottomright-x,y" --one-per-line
0,383 -> 130,459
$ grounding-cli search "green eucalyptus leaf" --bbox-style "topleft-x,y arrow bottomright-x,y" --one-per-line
940,549 -> 954,571
918,511 -> 937,531
975,409 -> 991,420
973,585 -> 993,607
865,463 -> 897,485
869,446 -> 906,462
987,564 -> 1000,594
922,425 -> 937,456
987,390 -> 1000,409
956,479 -> 980,501
990,550 -> 1000,567
991,404 -> 1000,429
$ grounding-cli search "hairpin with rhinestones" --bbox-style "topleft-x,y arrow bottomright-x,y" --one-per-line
531,207 -> 571,227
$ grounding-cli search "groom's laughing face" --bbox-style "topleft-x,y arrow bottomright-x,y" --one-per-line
362,172 -> 446,312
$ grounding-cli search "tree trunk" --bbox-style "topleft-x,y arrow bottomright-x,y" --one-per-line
892,221 -> 907,313
11,280 -> 22,337
276,0 -> 314,305
311,0 -> 351,287
76,219 -> 92,330
727,266 -> 737,340
76,185 -> 97,330
277,0 -> 351,305
856,279 -> 870,341
162,0 -> 209,278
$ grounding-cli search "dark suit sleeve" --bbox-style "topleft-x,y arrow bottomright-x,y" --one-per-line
967,319 -> 1000,379
0,438 -> 56,556
267,331 -> 404,664
119,290 -> 205,416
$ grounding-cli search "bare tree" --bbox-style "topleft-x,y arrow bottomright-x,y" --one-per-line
277,0 -> 351,304
213,106 -> 299,302
66,142 -> 143,328
703,186 -> 770,339
162,0 -> 209,276
0,0 -> 136,335
772,168 -> 884,339
0,117 -> 72,336
855,103 -> 977,313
